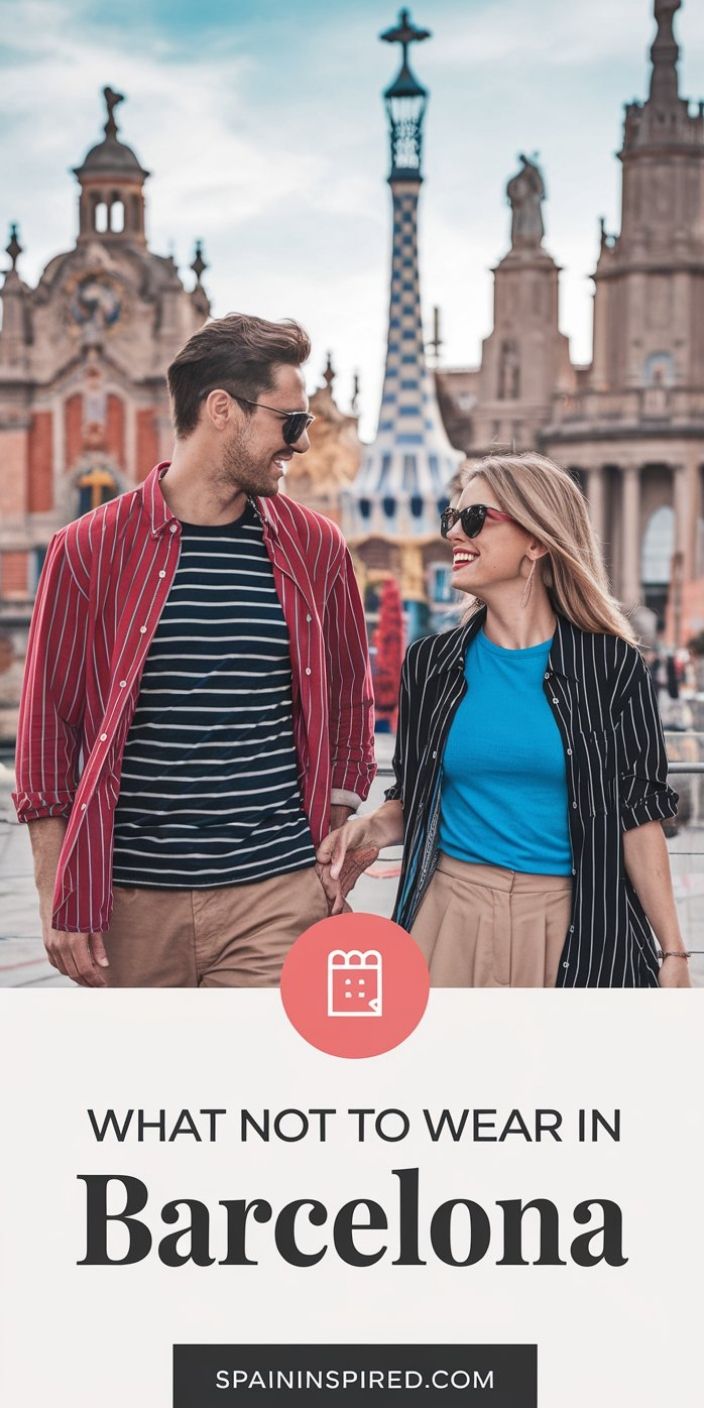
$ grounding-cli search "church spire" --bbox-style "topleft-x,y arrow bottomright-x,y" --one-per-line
649,0 -> 681,108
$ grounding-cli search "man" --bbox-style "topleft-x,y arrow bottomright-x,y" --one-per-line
13,313 -> 376,987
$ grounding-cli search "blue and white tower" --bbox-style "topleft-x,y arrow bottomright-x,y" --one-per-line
345,9 -> 458,634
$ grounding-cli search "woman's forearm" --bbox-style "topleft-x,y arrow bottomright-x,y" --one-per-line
622,820 -> 685,951
367,798 -> 404,849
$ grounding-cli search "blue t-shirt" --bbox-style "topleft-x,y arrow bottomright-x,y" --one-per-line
438,629 -> 572,876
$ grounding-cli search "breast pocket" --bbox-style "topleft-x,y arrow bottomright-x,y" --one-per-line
572,725 -> 619,816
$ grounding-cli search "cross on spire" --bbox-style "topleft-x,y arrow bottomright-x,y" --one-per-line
380,8 -> 430,64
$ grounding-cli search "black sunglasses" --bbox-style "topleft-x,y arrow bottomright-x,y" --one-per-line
201,388 -> 315,446
440,503 -> 516,539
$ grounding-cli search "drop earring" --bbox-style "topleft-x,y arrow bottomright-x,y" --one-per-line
520,559 -> 536,608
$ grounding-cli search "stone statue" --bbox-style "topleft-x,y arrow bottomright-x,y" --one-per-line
103,86 -> 125,139
506,154 -> 546,249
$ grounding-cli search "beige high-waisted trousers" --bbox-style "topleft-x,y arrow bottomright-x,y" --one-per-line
410,853 -> 573,988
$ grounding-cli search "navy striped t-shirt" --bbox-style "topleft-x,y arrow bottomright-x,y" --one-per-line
112,501 -> 316,888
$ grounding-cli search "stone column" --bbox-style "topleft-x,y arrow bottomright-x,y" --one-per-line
584,465 -> 606,546
673,462 -> 692,581
621,465 -> 641,606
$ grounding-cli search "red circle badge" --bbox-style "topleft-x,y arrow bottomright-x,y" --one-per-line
280,912 -> 429,1058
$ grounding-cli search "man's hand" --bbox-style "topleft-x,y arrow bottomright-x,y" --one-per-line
41,908 -> 109,987
316,818 -> 381,916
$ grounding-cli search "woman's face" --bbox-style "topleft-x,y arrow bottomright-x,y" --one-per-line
447,476 -> 537,598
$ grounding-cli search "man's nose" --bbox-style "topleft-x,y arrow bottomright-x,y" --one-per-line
291,429 -> 310,453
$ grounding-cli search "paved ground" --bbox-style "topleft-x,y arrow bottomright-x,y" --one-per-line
1,737 -> 703,988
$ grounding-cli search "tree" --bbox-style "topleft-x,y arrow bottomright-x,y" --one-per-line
372,577 -> 405,733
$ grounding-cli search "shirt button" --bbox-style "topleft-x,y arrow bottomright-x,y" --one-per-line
566,748 -> 572,756
158,570 -> 166,579
562,961 -> 569,969
119,680 -> 127,688
544,672 -> 550,680
100,733 -> 107,742
571,868 -> 576,876
569,925 -> 575,933
305,667 -> 312,676
169,523 -> 178,534
572,802 -> 578,809
139,626 -> 147,634
80,803 -> 87,811
552,696 -> 558,704
306,613 -> 312,623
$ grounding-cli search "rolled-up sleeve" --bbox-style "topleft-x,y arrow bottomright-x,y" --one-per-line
617,654 -> 679,832
324,545 -> 376,807
12,531 -> 89,823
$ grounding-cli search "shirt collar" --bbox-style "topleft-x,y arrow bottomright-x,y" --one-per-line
427,606 -> 582,681
141,465 -> 280,542
143,462 -> 177,537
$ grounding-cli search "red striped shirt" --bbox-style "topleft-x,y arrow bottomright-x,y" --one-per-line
13,464 -> 376,933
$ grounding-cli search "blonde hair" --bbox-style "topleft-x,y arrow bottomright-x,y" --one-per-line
459,451 -> 638,645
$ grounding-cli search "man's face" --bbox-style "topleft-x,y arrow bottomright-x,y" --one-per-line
221,364 -> 310,498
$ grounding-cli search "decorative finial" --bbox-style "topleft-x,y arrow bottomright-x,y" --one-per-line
351,371 -> 360,415
103,86 -> 125,140
427,305 -> 443,363
649,0 -> 681,107
6,222 -> 22,271
322,351 -> 335,391
380,8 -> 431,63
190,239 -> 208,285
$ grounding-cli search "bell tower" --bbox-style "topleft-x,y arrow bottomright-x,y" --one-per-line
73,87 -> 149,246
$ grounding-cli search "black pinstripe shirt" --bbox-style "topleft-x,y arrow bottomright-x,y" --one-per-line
385,608 -> 679,987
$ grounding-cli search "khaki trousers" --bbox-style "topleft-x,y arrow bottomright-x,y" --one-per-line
102,866 -> 329,988
410,853 -> 573,988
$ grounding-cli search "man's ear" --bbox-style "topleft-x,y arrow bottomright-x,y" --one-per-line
203,389 -> 233,430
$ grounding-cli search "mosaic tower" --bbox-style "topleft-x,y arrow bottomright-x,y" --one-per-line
344,9 -> 458,636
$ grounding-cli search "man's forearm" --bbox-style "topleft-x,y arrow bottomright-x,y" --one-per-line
27,818 -> 67,915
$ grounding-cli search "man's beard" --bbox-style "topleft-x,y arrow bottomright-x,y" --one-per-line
220,423 -> 286,498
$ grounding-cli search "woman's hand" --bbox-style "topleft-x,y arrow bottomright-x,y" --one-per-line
316,802 -> 404,916
658,955 -> 693,989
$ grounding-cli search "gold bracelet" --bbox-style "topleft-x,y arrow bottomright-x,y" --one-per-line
658,950 -> 690,960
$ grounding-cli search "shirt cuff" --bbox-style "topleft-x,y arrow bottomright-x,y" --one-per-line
330,789 -> 362,811
620,787 -> 679,832
383,783 -> 403,803
12,789 -> 75,823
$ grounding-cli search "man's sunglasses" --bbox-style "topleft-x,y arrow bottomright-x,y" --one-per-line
201,388 -> 315,445
440,503 -> 515,539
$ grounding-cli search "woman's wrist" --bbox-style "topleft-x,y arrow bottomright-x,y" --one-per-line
367,800 -> 404,850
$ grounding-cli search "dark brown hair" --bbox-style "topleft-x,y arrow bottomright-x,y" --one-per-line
167,312 -> 311,437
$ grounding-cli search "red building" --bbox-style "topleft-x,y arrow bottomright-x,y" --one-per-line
0,86 -> 209,618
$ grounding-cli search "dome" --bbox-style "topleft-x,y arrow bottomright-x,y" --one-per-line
75,134 -> 148,180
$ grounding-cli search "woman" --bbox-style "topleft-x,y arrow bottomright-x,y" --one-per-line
318,452 -> 691,989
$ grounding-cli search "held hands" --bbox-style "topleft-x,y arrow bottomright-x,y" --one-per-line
316,819 -> 381,916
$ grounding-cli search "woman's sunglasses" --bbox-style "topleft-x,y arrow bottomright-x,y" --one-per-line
440,503 -> 515,539
200,388 -> 315,445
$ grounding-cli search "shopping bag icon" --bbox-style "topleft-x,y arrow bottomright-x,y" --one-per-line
327,949 -> 382,1017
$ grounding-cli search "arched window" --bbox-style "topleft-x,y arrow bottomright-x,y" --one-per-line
109,199 -> 125,233
77,466 -> 117,517
94,202 -> 109,233
641,505 -> 675,583
643,352 -> 674,387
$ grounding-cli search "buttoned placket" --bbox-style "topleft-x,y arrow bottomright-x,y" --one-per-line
543,666 -> 579,973
53,518 -> 182,914
75,526 -> 181,813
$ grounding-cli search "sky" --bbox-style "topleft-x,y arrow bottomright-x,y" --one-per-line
1,0 -> 703,439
